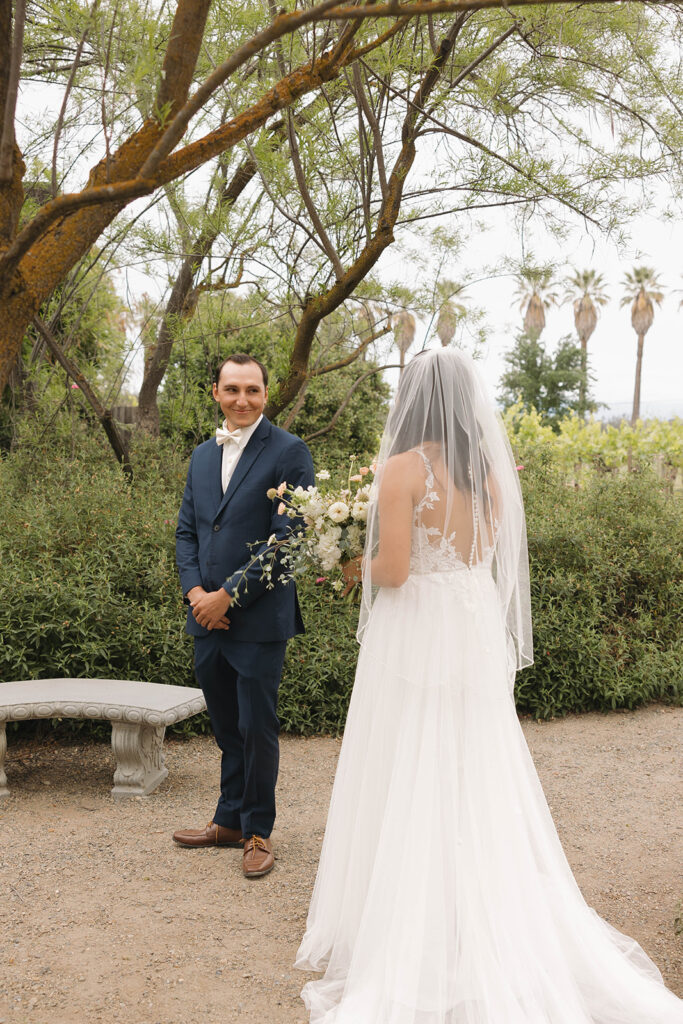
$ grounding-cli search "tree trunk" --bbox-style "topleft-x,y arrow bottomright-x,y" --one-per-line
136,262 -> 197,435
631,331 -> 644,425
0,0 -> 213,392
579,336 -> 587,415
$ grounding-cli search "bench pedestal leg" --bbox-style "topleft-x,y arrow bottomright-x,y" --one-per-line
0,722 -> 8,799
110,722 -> 168,799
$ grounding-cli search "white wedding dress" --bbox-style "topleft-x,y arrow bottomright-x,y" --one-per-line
295,451 -> 682,1024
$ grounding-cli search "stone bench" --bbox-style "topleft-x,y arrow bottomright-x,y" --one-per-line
0,679 -> 206,800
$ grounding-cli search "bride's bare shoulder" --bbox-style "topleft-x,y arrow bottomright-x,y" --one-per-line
383,449 -> 424,474
380,450 -> 426,496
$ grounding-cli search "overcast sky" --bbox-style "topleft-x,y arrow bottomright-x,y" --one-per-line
379,196 -> 682,419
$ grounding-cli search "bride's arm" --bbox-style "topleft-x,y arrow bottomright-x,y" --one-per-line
369,456 -> 415,588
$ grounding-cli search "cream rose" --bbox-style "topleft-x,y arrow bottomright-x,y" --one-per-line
327,501 -> 350,523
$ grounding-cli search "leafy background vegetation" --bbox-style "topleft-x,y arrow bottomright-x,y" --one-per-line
1,428 -> 680,739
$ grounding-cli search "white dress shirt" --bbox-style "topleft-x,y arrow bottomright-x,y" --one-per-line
218,414 -> 263,493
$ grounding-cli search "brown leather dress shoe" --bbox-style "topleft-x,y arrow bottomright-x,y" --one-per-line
172,820 -> 243,848
242,835 -> 274,878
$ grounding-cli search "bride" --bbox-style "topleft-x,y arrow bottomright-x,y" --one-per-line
295,348 -> 682,1023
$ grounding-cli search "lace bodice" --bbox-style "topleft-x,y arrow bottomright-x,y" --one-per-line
410,448 -> 490,574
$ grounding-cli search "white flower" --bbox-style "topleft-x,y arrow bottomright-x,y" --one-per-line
327,501 -> 350,523
319,549 -> 341,572
316,527 -> 343,571
316,470 -> 331,480
303,495 -> 326,520
351,502 -> 368,522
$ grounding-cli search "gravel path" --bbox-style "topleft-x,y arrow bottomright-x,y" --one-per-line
1,704 -> 681,1023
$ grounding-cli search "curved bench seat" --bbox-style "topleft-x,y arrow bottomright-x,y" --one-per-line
0,679 -> 206,799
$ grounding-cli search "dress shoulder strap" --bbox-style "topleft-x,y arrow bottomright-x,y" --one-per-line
410,447 -> 436,509
410,446 -> 433,472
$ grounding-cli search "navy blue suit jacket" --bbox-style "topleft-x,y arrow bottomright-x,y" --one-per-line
175,417 -> 315,641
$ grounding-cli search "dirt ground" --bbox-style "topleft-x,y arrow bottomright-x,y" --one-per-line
0,704 -> 681,1024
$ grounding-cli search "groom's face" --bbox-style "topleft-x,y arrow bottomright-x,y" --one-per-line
213,361 -> 268,431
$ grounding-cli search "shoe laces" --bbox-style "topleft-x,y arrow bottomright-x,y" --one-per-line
245,835 -> 267,853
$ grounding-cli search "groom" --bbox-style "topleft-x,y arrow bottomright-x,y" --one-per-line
174,353 -> 314,878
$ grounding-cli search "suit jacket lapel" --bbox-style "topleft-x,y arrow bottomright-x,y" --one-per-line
216,417 -> 271,517
210,438 -> 224,513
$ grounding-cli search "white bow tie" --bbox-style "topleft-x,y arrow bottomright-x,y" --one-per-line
216,424 -> 243,447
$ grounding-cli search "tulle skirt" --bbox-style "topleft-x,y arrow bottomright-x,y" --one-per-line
295,567 -> 683,1023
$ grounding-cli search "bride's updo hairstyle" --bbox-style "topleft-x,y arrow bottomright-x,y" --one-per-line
359,347 -> 533,688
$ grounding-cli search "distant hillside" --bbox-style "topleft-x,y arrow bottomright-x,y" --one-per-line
596,400 -> 683,422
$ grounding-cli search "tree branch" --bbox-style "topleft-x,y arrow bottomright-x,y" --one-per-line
268,17 -> 463,420
311,322 -> 392,374
136,159 -> 257,433
156,0 -> 213,118
304,363 -> 401,441
51,0 -> 99,198
0,0 -> 26,182
287,109 -> 345,278
32,317 -> 132,476
138,0 -> 345,181
344,14 -> 409,61
0,179 -> 156,283
353,63 -> 388,198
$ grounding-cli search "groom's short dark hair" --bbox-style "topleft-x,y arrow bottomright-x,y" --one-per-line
214,353 -> 269,388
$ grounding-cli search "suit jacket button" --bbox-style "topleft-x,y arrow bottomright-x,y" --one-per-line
213,524 -> 220,532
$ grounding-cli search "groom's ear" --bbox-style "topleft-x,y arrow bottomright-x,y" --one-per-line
212,381 -> 219,402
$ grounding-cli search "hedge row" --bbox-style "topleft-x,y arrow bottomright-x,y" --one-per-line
0,439 -> 680,739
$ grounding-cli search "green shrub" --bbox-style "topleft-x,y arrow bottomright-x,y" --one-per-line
0,436 -> 201,739
0,440 -> 680,741
517,454 -> 683,717
280,580 -> 360,735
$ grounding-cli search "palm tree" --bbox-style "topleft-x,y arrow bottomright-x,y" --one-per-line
393,310 -> 416,373
564,269 -> 609,415
620,266 -> 664,425
436,298 -> 468,347
514,262 -> 558,339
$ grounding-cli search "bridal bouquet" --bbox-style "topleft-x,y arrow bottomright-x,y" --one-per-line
231,459 -> 375,599
266,459 -> 374,582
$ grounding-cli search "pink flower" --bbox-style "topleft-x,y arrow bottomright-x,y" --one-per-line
349,474 -> 362,482
316,576 -> 328,584
278,502 -> 286,515
369,461 -> 378,474
359,467 -> 369,475
516,465 -> 525,471
277,482 -> 287,497
70,383 -> 79,390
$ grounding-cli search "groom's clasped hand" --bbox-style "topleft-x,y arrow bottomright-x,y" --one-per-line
186,584 -> 232,631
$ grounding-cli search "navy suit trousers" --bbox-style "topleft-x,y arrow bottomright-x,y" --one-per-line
193,633 -> 287,839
